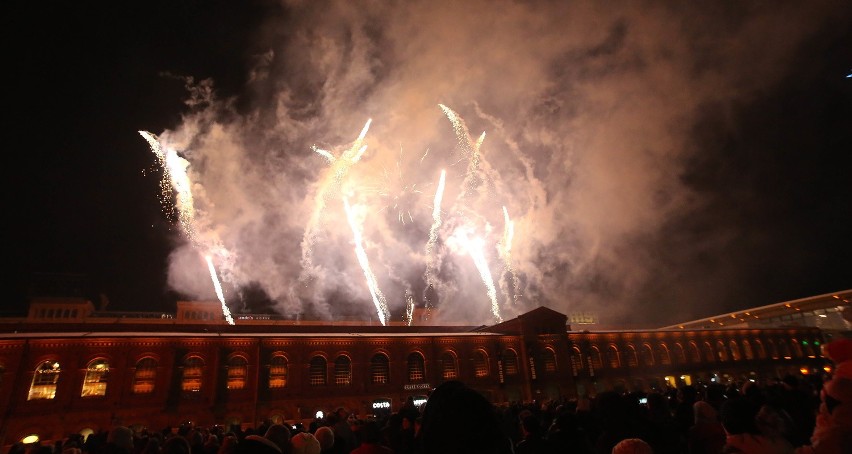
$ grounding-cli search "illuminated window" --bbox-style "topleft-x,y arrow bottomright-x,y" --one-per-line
407,352 -> 425,383
309,356 -> 327,386
473,350 -> 489,378
182,356 -> 204,394
703,342 -> 715,362
742,340 -> 754,360
227,356 -> 248,390
716,341 -> 728,362
606,345 -> 620,368
658,343 -> 672,366
626,345 -> 639,367
269,355 -> 288,388
767,340 -> 779,359
778,340 -> 791,359
132,357 -> 157,394
729,341 -> 741,361
674,343 -> 687,364
542,348 -> 557,373
503,350 -> 520,376
81,358 -> 109,397
334,355 -> 352,386
28,360 -> 61,400
570,347 -> 584,376
641,344 -> 655,366
370,353 -> 390,384
589,346 -> 603,370
754,339 -> 767,359
440,352 -> 458,380
688,342 -> 701,363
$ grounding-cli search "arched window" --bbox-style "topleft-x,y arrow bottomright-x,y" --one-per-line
182,356 -> 204,393
440,352 -> 458,380
570,347 -> 584,376
802,340 -> 815,358
606,345 -> 620,368
790,339 -> 803,358
309,356 -> 327,386
778,340 -> 791,359
742,340 -> 754,360
227,356 -> 248,390
269,355 -> 288,388
767,339 -> 779,359
729,341 -> 741,361
626,344 -> 639,367
81,358 -> 109,397
688,342 -> 701,363
132,357 -> 157,394
503,349 -> 520,376
657,343 -> 671,365
716,341 -> 728,362
702,342 -> 715,362
674,343 -> 687,364
640,343 -> 655,366
334,355 -> 352,385
370,353 -> 390,384
28,360 -> 61,400
754,339 -> 767,359
589,346 -> 603,370
407,352 -> 426,383
473,350 -> 490,378
542,348 -> 557,373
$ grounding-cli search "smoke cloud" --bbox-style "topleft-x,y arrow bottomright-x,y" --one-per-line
148,1 -> 849,327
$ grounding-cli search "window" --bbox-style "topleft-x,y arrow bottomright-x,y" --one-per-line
440,352 -> 458,380
473,350 -> 489,378
542,348 -> 557,373
716,341 -> 728,362
626,345 -> 639,367
503,350 -> 520,376
754,339 -> 767,359
334,356 -> 352,385
778,340 -> 791,359
640,344 -> 655,366
688,342 -> 701,363
570,347 -> 584,376
81,358 -> 109,397
703,342 -> 715,362
182,356 -> 204,393
674,343 -> 687,363
227,356 -> 248,390
407,352 -> 425,383
657,344 -> 671,366
28,360 -> 61,400
729,341 -> 741,361
606,345 -> 620,368
370,353 -> 390,384
309,356 -> 327,386
767,340 -> 779,359
589,347 -> 603,370
269,355 -> 288,388
132,357 -> 157,394
742,340 -> 754,360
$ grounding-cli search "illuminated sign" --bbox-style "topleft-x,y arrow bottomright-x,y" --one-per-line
403,383 -> 431,390
372,401 -> 391,409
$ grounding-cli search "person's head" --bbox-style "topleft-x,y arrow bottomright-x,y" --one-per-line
612,438 -> 653,454
419,380 -> 509,454
106,426 -> 134,452
313,427 -> 334,452
720,397 -> 759,435
263,424 -> 291,453
693,401 -> 718,424
160,436 -> 191,454
354,420 -> 382,445
289,432 -> 320,454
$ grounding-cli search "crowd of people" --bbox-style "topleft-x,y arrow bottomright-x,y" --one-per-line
9,339 -> 852,454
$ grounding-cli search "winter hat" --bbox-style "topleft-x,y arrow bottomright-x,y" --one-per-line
824,338 -> 852,379
823,377 -> 852,403
612,438 -> 653,454
693,401 -> 718,424
290,432 -> 321,454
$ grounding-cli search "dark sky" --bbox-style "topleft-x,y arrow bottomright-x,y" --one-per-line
7,1 -> 852,328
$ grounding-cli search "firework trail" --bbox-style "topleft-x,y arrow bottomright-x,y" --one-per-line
405,289 -> 415,326
343,197 -> 390,325
206,255 -> 235,325
452,226 -> 502,323
140,131 -> 235,325
301,119 -> 372,280
423,169 -> 447,296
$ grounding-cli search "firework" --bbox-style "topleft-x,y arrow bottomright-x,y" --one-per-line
344,197 -> 391,325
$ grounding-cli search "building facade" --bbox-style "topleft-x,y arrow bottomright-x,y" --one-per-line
0,298 -> 834,449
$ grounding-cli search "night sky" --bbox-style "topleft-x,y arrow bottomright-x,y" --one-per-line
7,1 -> 851,329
